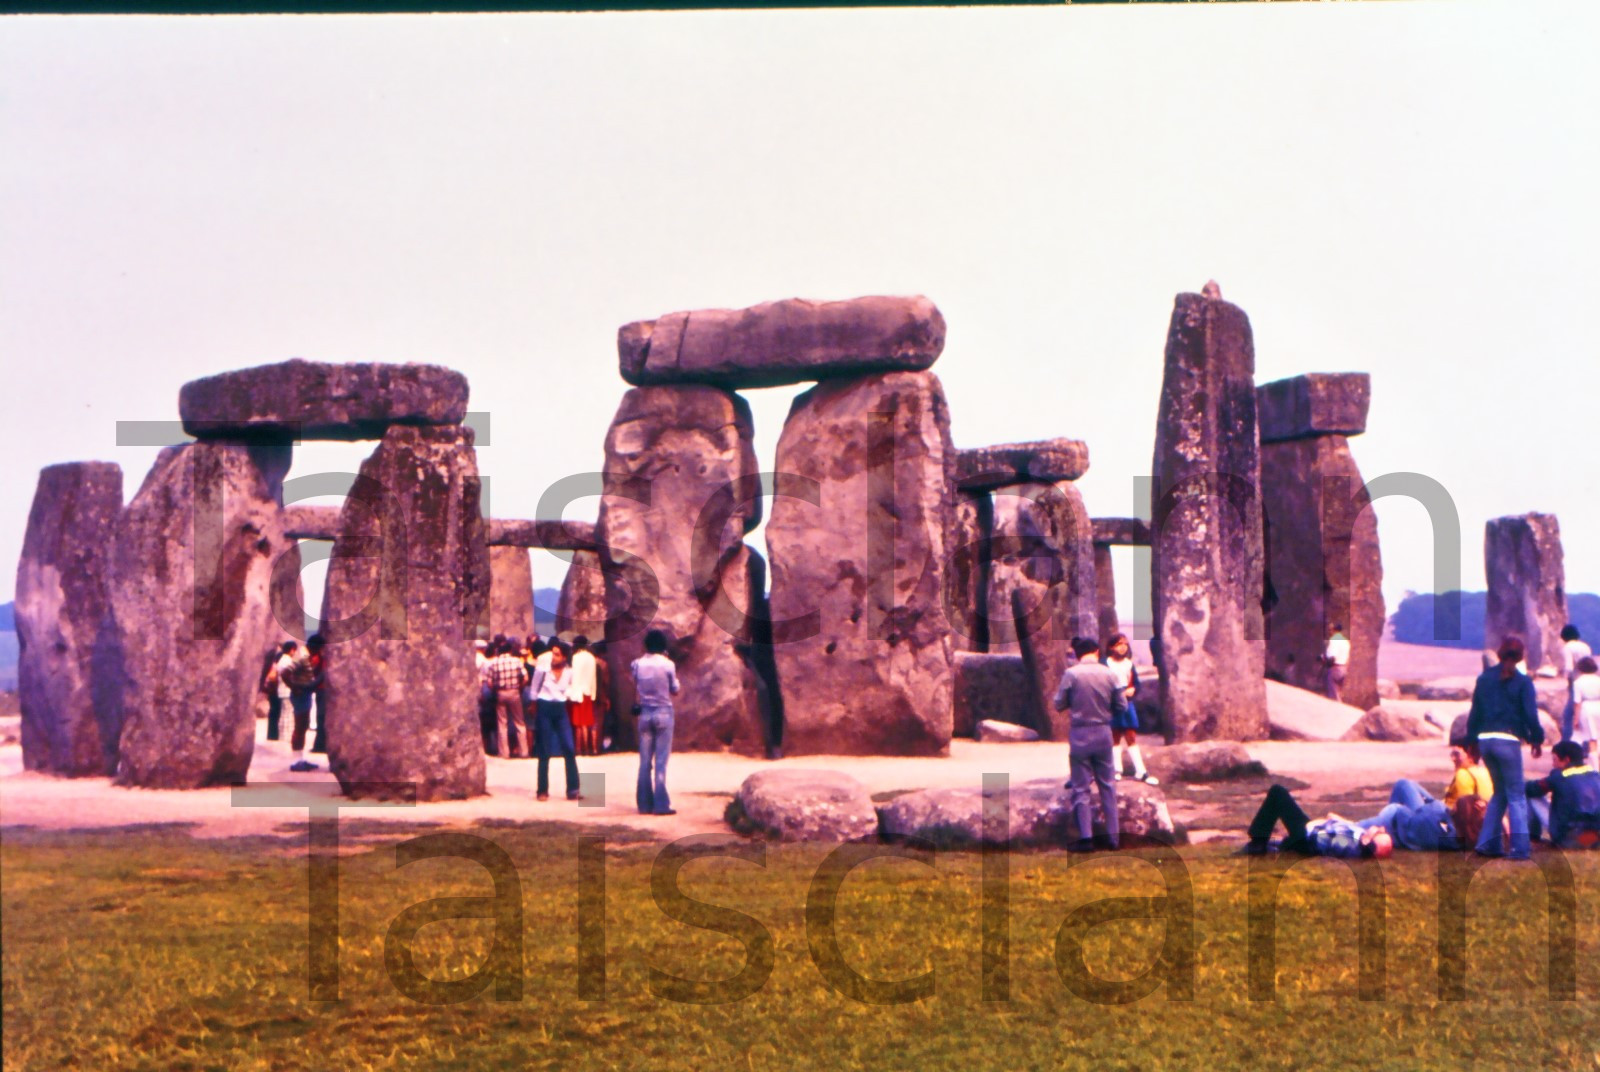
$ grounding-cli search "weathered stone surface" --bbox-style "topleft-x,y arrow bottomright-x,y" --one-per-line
768,371 -> 957,756
554,549 -> 609,641
988,481 -> 1096,681
1416,678 -> 1474,702
1485,513 -> 1567,673
1343,706 -> 1441,742
486,518 -> 597,551
179,359 -> 469,441
952,652 -> 1033,736
878,778 -> 1178,847
1151,292 -> 1267,742
619,295 -> 945,389
732,769 -> 880,842
281,503 -> 340,541
15,462 -> 124,776
976,719 -> 1041,743
1091,518 -> 1152,547
945,493 -> 988,652
111,443 -> 294,788
1448,712 -> 1472,748
1265,680 -> 1365,741
321,425 -> 489,801
1261,434 -> 1384,710
599,386 -> 766,754
1256,373 -> 1371,443
1145,742 -> 1266,784
1093,543 -> 1119,647
1376,678 -> 1401,700
488,546 -> 535,640
953,439 -> 1090,493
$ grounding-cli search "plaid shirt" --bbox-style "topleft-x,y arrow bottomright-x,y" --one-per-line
485,653 -> 527,691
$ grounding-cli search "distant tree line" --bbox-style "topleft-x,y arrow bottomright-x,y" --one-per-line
1390,591 -> 1600,650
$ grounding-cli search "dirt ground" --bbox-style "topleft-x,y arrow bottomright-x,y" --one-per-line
0,642 -> 1518,848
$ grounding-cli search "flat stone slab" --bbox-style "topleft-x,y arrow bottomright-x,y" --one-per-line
878,778 -> 1177,847
1265,679 -> 1366,741
1256,373 -> 1370,443
976,719 -> 1041,743
282,504 -> 340,540
1145,742 -> 1265,784
733,769 -> 880,842
180,359 -> 469,441
953,439 -> 1089,491
1091,517 -> 1151,546
486,518 -> 597,551
1343,706 -> 1442,742
618,295 -> 945,388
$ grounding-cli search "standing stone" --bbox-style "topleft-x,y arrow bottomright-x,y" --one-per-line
1093,542 -> 1119,646
112,442 -> 293,788
1261,434 -> 1384,709
1485,513 -> 1567,673
945,492 -> 988,652
952,652 -> 1033,736
986,481 -> 1095,657
321,425 -> 489,800
15,462 -> 124,776
1150,291 -> 1267,742
598,386 -> 766,754
767,370 -> 957,756
487,546 -> 535,640
555,548 -> 610,642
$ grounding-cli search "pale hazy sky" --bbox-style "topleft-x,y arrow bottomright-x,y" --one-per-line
3,2 -> 1596,622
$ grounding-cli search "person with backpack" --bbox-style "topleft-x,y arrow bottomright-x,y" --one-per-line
276,640 -> 319,772
1466,635 -> 1545,860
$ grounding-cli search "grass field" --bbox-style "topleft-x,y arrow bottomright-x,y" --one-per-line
4,820 -> 1599,1071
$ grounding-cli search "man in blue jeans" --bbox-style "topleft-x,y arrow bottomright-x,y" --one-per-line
632,629 -> 679,816
1467,636 -> 1545,860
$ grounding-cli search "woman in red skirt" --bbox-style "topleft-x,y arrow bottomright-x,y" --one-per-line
568,635 -> 600,756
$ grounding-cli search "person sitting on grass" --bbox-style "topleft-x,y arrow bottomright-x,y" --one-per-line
1053,635 -> 1127,853
1525,740 -> 1600,850
1244,784 -> 1393,859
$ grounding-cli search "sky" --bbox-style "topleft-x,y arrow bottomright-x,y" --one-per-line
2,1 -> 1597,624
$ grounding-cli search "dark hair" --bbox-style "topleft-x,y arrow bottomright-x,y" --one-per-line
1553,740 -> 1585,764
645,629 -> 669,655
1561,624 -> 1582,642
1070,636 -> 1099,660
1578,656 -> 1598,675
280,640 -> 298,654
530,639 -> 549,657
546,640 -> 567,659
571,635 -> 589,651
1107,632 -> 1129,649
306,633 -> 325,652
1359,841 -> 1377,859
1497,635 -> 1525,679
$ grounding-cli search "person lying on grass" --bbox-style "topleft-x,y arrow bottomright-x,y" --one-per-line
1243,784 -> 1393,859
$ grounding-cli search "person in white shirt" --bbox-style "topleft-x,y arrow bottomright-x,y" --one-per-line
1571,656 -> 1600,763
1102,633 -> 1157,785
567,636 -> 600,756
1323,623 -> 1351,703
529,641 -> 582,801
1559,624 -> 1591,741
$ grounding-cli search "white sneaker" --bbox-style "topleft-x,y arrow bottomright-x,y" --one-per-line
1114,770 -> 1123,781
1138,773 -> 1160,786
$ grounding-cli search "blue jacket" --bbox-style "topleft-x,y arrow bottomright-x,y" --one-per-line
1465,668 -> 1544,745
1527,765 -> 1600,845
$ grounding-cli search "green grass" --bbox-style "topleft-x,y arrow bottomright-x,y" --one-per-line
4,821 -> 1600,1071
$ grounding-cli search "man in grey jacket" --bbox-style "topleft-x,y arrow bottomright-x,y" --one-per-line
1054,636 -> 1129,852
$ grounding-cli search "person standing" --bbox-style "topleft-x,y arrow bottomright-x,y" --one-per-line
568,635 -> 600,756
1559,624 -> 1591,741
486,639 -> 530,759
307,633 -> 328,755
277,640 -> 318,772
592,640 -> 614,753
632,629 -> 679,816
261,645 -> 290,741
530,640 -> 581,801
1103,633 -> 1157,785
1053,636 -> 1127,852
1570,656 -> 1600,765
1323,623 -> 1351,703
1466,635 -> 1545,860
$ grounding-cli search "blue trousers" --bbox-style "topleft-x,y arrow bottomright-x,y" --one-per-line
534,699 -> 580,797
1068,728 -> 1118,847
1476,737 -> 1531,858
637,710 -> 674,814
1358,778 -> 1455,850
